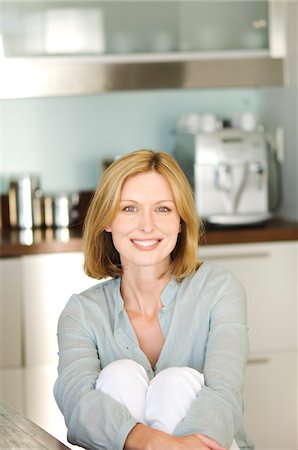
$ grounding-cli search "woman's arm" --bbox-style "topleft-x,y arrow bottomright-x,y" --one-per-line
54,294 -> 138,450
174,279 -> 249,448
124,424 -> 227,450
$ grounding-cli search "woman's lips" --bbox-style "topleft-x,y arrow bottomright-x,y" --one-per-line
131,239 -> 160,250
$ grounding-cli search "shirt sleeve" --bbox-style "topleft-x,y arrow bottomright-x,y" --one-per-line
173,278 -> 249,448
53,294 -> 137,450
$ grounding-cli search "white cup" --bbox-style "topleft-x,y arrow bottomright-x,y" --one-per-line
200,113 -> 218,133
233,112 -> 256,132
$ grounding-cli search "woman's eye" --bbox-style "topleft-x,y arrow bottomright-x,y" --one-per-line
123,206 -> 137,212
157,206 -> 170,212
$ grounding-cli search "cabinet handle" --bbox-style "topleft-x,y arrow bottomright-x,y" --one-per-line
202,252 -> 270,261
247,357 -> 270,365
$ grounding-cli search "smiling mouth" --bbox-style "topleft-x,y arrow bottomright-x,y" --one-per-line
131,239 -> 160,249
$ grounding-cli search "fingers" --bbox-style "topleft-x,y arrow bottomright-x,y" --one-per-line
176,434 -> 221,450
195,433 -> 227,450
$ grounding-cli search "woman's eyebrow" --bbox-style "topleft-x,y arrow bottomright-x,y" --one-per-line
155,200 -> 175,204
120,199 -> 175,203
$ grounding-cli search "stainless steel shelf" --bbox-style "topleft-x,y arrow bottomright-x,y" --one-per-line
0,53 -> 284,99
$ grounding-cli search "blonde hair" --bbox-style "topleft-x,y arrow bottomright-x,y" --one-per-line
83,149 -> 201,281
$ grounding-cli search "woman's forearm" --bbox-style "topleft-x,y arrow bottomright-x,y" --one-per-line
124,424 -> 171,450
124,424 -> 227,450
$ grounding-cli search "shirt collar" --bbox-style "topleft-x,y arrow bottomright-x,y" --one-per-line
113,277 -> 124,315
113,276 -> 179,315
160,277 -> 179,307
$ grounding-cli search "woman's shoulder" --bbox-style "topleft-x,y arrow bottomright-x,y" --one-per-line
183,260 -> 245,295
57,278 -> 118,335
79,277 -> 115,297
201,259 -> 235,275
63,277 -> 117,314
179,261 -> 247,314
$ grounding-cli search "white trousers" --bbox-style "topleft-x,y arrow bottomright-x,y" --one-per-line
95,359 -> 239,450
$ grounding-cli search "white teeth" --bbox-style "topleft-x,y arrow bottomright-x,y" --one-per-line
133,240 -> 158,247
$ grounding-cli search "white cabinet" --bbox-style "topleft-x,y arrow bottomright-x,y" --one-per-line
199,241 -> 298,449
0,258 -> 23,413
199,241 -> 297,353
21,252 -> 98,447
0,258 -> 22,367
0,368 -> 24,413
24,364 -> 70,446
0,252 -> 97,448
21,252 -> 98,367
244,350 -> 297,449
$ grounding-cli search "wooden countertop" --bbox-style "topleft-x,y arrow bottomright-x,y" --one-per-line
201,217 -> 298,245
0,399 -> 71,449
1,217 -> 298,258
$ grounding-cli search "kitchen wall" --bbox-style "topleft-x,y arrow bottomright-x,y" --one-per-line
1,87 -> 263,192
258,1 -> 298,221
1,84 -> 297,220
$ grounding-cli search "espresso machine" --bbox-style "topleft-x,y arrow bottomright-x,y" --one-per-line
174,127 -> 281,226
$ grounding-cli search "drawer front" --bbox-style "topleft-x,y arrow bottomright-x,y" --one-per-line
199,242 -> 298,353
244,350 -> 297,448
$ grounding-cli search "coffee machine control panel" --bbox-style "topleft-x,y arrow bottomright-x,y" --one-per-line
195,130 -> 267,165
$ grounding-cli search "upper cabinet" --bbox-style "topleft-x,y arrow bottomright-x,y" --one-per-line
0,1 -> 288,98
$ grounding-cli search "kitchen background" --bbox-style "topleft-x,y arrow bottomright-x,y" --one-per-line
0,1 -> 297,450
0,84 -> 297,223
0,1 -> 297,222
1,84 -> 298,221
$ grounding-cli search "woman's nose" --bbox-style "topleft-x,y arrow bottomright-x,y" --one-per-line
138,210 -> 155,232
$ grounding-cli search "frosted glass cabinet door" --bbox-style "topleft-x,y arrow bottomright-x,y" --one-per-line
21,252 -> 98,367
1,1 -> 271,57
178,1 -> 269,52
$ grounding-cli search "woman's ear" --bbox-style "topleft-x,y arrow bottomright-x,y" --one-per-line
179,220 -> 183,232
105,226 -> 112,232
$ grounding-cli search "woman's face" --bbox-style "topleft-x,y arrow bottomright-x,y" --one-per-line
106,171 -> 181,274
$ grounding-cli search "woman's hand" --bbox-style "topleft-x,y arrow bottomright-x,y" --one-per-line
124,423 -> 227,450
174,433 -> 227,450
195,433 -> 227,450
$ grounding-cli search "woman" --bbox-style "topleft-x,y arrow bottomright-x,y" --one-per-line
54,149 -> 254,450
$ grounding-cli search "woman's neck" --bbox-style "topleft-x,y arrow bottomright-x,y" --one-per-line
120,269 -> 170,317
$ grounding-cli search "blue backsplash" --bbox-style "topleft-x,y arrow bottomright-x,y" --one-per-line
0,87 -> 279,195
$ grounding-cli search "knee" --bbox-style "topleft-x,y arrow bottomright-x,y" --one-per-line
145,367 -> 205,433
103,359 -> 144,374
96,359 -> 148,389
151,367 -> 204,393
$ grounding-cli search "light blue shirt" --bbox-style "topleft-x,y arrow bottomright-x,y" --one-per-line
54,261 -> 254,450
